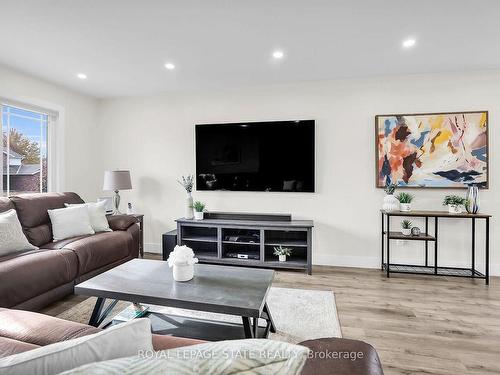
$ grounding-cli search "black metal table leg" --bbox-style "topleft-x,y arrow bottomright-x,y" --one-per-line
252,318 -> 258,337
472,218 -> 476,277
381,212 -> 385,270
434,217 -> 438,275
386,214 -> 390,277
425,217 -> 429,266
486,217 -> 489,285
89,298 -> 106,327
262,303 -> 276,334
242,317 -> 253,338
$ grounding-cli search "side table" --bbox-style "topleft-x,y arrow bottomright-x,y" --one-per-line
131,214 -> 144,258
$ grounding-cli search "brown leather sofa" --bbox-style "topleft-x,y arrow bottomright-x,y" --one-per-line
0,192 -> 139,311
0,308 -> 384,375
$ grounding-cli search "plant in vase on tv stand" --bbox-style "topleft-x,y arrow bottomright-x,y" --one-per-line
178,175 -> 194,220
273,245 -> 293,262
396,192 -> 414,212
382,182 -> 399,211
401,220 -> 412,236
192,201 -> 206,220
443,195 -> 468,214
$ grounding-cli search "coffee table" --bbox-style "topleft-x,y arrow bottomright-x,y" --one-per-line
75,259 -> 276,340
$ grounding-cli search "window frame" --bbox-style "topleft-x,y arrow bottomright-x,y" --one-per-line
0,97 -> 64,196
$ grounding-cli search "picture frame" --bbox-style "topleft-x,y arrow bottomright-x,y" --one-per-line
375,111 -> 489,189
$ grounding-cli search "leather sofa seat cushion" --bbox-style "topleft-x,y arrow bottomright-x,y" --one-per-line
9,193 -> 84,247
0,337 -> 40,358
0,250 -> 78,308
0,308 -> 100,347
41,235 -> 93,250
61,231 -> 133,276
0,198 -> 14,214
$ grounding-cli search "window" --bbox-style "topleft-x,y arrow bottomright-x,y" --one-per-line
1,105 -> 49,196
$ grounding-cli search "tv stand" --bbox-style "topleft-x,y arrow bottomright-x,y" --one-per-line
175,213 -> 313,274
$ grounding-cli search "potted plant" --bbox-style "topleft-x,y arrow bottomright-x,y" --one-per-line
273,245 -> 292,262
443,195 -> 467,214
396,192 -> 414,212
178,175 -> 194,219
382,183 -> 399,211
192,201 -> 206,220
401,220 -> 412,236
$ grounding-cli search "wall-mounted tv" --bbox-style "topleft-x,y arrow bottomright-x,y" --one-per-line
196,120 -> 315,192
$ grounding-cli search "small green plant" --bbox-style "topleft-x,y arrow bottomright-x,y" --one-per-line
273,245 -> 293,257
396,192 -> 414,204
442,195 -> 467,207
384,183 -> 396,195
401,220 -> 413,229
191,201 -> 206,212
177,175 -> 194,193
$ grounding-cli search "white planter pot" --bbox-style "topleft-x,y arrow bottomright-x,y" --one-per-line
173,264 -> 194,282
185,193 -> 194,220
194,211 -> 204,220
448,204 -> 463,214
382,194 -> 400,211
278,255 -> 287,262
401,228 -> 412,236
400,203 -> 412,212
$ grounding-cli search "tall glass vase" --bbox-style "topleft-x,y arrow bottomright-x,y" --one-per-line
466,184 -> 479,214
185,192 -> 194,219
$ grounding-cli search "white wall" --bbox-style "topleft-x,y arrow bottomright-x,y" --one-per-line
96,70 -> 500,275
0,65 -> 99,199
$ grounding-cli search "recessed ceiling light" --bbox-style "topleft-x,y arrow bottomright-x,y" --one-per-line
77,73 -> 87,80
402,39 -> 416,48
272,50 -> 284,59
164,63 -> 175,70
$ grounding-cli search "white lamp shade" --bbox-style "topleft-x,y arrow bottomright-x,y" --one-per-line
103,170 -> 132,191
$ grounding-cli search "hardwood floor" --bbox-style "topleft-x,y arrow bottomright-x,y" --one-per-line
44,254 -> 500,375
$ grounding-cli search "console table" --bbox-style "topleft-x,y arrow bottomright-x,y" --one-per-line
175,213 -> 313,274
381,210 -> 490,284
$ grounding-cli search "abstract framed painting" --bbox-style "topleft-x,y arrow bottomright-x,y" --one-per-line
375,111 -> 488,188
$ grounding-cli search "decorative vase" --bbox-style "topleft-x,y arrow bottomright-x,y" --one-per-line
185,193 -> 194,219
382,194 -> 400,211
278,255 -> 287,262
400,203 -> 411,212
173,263 -> 194,282
401,228 -> 411,236
466,185 -> 479,214
194,211 -> 204,220
448,204 -> 463,214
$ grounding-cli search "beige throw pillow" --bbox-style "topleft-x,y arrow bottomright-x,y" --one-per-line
65,201 -> 112,233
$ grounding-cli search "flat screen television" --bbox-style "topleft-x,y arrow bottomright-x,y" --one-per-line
195,120 -> 315,192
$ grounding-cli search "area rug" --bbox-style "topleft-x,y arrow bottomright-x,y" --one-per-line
56,287 -> 342,343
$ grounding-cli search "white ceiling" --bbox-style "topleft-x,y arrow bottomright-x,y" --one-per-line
1,0 -> 499,98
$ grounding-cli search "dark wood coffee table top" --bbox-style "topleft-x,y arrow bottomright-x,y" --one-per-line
75,259 -> 274,318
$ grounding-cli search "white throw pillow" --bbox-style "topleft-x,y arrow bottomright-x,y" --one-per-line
65,201 -> 112,233
0,318 -> 153,375
0,209 -> 38,256
48,205 -> 95,241
60,339 -> 309,375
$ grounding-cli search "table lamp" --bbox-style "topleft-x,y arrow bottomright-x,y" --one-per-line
103,170 -> 132,214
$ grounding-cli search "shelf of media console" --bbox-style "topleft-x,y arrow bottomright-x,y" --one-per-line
175,217 -> 313,275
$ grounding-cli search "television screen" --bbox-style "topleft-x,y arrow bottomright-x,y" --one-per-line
195,120 -> 315,192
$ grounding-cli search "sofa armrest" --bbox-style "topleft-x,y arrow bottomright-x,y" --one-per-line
152,334 -> 206,351
107,215 -> 137,231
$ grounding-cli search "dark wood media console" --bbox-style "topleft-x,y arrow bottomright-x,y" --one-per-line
175,213 -> 313,274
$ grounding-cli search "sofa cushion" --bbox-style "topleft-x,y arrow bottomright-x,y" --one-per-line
0,308 -> 100,347
0,318 -> 153,375
61,231 -> 133,276
9,193 -> 84,247
107,214 -> 137,231
0,337 -> 40,358
0,249 -> 78,308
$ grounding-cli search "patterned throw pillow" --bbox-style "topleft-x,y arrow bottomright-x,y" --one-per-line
0,209 -> 37,256
60,339 -> 309,375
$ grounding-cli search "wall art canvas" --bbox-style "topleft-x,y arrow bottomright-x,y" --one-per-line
376,111 -> 488,188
